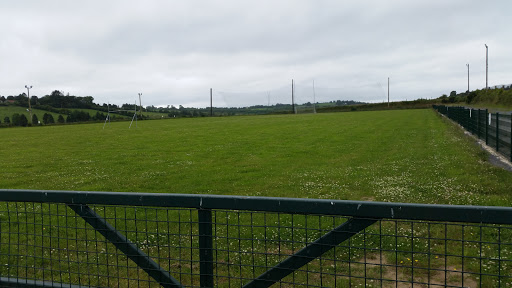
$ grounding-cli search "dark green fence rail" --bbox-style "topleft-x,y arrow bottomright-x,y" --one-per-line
433,105 -> 512,162
2,189 -> 512,287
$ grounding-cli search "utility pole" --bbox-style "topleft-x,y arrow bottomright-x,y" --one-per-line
138,93 -> 143,118
291,79 -> 295,114
210,88 -> 213,117
25,85 -> 33,124
387,77 -> 390,107
466,64 -> 470,93
485,44 -> 488,90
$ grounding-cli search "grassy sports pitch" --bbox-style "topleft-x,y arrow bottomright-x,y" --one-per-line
1,108 -> 511,206
2,108 -> 512,286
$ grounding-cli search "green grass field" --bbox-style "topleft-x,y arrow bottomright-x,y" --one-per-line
2,108 -> 512,287
1,109 -> 511,206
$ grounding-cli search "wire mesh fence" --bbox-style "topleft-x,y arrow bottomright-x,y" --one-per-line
1,190 -> 512,287
433,105 -> 512,161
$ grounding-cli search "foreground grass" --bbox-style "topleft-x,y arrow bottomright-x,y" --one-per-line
1,109 -> 511,206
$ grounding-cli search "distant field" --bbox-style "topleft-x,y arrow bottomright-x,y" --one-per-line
0,105 -> 170,125
1,109 -> 511,205
0,105 -> 62,123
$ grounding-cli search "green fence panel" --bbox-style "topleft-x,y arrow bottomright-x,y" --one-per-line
2,189 -> 512,287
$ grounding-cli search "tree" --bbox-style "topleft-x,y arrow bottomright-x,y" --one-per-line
68,110 -> 90,122
11,113 -> 20,126
3,116 -> 10,124
94,111 -> 106,121
43,113 -> 55,124
57,115 -> 65,123
19,114 -> 28,126
30,96 -> 38,106
466,91 -> 477,104
32,114 -> 39,125
12,113 -> 28,126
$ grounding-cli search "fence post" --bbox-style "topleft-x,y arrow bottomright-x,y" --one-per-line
198,209 -> 214,288
465,107 -> 469,130
471,109 -> 475,134
467,108 -> 471,132
496,112 -> 500,152
486,109 -> 489,145
468,108 -> 471,130
467,108 -> 470,132
476,109 -> 479,137
470,108 -> 473,132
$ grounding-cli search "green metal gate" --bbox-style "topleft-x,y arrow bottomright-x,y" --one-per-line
1,189 -> 512,287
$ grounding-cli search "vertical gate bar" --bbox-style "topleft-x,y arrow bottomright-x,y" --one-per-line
496,112 -> 500,152
198,209 -> 214,288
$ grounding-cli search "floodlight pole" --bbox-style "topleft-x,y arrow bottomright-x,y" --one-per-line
25,85 -> 33,124
210,88 -> 213,117
138,93 -> 143,118
485,44 -> 488,91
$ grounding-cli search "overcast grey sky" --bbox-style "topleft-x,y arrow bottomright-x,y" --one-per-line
1,1 -> 510,108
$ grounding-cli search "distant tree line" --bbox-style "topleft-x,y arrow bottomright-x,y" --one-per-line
438,85 -> 512,105
1,88 -> 373,127
1,90 -> 95,109
0,110 -> 111,127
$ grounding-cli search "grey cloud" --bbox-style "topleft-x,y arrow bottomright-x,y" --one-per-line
1,0 -> 511,107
